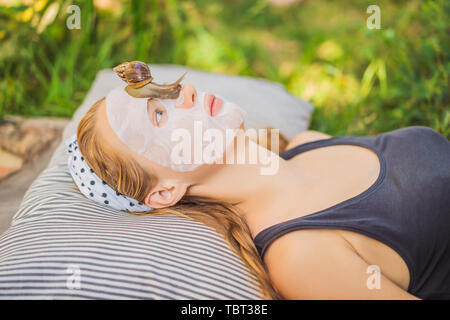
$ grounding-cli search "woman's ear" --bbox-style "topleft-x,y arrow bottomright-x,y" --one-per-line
144,181 -> 187,209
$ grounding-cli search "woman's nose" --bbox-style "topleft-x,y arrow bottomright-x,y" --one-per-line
177,84 -> 197,109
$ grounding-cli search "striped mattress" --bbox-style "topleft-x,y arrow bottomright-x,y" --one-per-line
0,142 -> 261,299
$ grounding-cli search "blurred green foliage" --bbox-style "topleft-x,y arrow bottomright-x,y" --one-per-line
0,0 -> 448,137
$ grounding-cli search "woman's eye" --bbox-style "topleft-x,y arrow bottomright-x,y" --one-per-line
155,111 -> 163,125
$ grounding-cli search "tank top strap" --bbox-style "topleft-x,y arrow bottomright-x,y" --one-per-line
254,134 -> 388,257
280,135 -> 373,161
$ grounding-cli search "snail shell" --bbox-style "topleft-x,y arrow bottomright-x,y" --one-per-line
113,61 -> 153,89
113,61 -> 187,99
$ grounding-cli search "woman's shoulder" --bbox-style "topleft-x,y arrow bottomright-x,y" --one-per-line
284,130 -> 332,151
260,228 -> 418,299
261,229 -> 357,298
263,228 -> 350,277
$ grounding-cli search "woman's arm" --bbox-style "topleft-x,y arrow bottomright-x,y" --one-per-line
264,229 -> 420,300
285,130 -> 332,151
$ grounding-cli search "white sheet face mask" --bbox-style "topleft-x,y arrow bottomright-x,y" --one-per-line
105,86 -> 247,172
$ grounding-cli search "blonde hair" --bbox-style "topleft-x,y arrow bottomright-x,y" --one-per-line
77,98 -> 288,299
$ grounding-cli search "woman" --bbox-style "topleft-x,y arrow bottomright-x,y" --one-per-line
71,75 -> 450,300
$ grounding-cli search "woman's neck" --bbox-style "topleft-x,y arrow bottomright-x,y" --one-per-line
186,136 -> 309,238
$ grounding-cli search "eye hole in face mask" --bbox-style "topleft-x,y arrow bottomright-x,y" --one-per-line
155,110 -> 163,124
147,99 -> 167,127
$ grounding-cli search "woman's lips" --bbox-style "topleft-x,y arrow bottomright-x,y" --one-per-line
211,96 -> 223,116
205,93 -> 223,117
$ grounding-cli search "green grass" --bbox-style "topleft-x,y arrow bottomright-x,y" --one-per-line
0,0 -> 448,137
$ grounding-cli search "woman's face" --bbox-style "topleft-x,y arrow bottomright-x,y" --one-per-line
149,84 -> 227,125
104,83 -> 247,172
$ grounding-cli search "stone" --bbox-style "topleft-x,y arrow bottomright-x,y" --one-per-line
0,115 -> 69,234
0,116 -> 68,164
0,115 -> 69,181
0,148 -> 23,180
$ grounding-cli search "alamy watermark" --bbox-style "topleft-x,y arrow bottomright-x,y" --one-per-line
366,5 -> 381,29
66,5 -> 81,30
66,264 -> 81,290
366,265 -> 381,290
170,123 -> 280,175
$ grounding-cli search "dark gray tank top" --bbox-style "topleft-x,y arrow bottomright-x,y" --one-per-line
253,126 -> 450,299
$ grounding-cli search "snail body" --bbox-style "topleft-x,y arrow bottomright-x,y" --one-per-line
113,61 -> 186,99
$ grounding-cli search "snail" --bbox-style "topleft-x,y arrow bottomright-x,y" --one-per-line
113,61 -> 187,99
